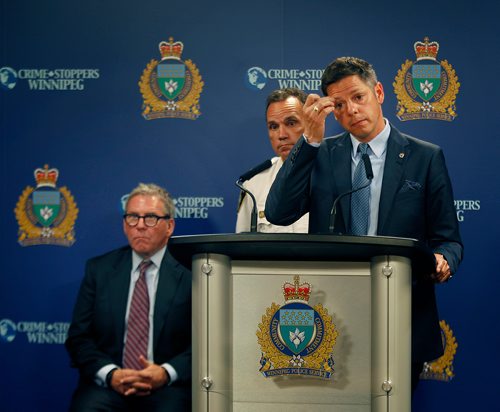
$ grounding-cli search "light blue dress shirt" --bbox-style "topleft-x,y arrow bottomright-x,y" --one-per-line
349,119 -> 390,235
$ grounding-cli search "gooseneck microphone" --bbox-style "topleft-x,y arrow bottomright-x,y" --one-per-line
235,159 -> 273,232
329,153 -> 373,233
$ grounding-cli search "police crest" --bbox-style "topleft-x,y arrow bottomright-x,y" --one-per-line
393,37 -> 460,121
256,276 -> 338,379
14,165 -> 78,246
420,320 -> 458,381
139,37 -> 204,120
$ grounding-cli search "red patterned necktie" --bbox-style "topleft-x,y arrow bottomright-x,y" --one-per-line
123,260 -> 152,370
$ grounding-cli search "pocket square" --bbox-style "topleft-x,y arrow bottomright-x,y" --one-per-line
400,179 -> 422,193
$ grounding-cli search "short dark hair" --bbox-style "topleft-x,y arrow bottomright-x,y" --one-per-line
265,87 -> 307,114
320,57 -> 378,96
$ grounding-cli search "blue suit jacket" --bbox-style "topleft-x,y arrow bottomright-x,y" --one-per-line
266,125 -> 463,362
66,246 -> 191,386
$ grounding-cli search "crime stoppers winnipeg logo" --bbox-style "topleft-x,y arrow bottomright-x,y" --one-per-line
14,165 -> 78,246
139,37 -> 204,120
257,276 -> 338,379
0,318 -> 69,345
393,37 -> 460,121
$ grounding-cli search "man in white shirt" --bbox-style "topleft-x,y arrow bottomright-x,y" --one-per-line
236,88 -> 309,233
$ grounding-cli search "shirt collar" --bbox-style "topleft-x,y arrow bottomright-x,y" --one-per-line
132,246 -> 167,272
350,118 -> 390,158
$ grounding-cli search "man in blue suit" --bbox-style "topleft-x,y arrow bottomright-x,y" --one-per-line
265,57 -> 463,392
66,183 -> 191,411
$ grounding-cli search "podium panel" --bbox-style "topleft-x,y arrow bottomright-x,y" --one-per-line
170,234 -> 431,412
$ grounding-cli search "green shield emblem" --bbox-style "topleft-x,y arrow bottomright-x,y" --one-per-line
157,60 -> 185,99
32,190 -> 60,226
279,306 -> 315,354
412,61 -> 441,101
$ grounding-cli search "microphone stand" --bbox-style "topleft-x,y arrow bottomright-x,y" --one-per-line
328,180 -> 372,233
329,153 -> 374,234
235,179 -> 258,232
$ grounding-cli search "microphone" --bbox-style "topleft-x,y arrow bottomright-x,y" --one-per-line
236,159 -> 273,232
328,154 -> 373,233
362,153 -> 373,179
238,159 -> 273,182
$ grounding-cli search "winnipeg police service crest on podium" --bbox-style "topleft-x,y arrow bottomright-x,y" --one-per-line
256,276 -> 338,379
139,37 -> 204,120
393,37 -> 460,121
14,165 -> 78,246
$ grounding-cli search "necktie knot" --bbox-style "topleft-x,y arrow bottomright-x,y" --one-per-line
358,143 -> 369,155
138,260 -> 152,276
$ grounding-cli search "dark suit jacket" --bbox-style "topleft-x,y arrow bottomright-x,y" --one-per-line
65,245 -> 191,386
266,125 -> 463,362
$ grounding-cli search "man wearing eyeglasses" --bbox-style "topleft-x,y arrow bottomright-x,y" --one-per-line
66,183 -> 191,411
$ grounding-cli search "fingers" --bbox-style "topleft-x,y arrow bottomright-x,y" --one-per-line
432,253 -> 453,283
138,355 -> 151,368
303,94 -> 335,143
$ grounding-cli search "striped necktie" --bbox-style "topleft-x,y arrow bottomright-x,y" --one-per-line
123,260 -> 152,370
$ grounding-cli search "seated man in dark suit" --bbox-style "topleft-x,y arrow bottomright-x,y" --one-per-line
265,57 -> 463,393
66,183 -> 191,411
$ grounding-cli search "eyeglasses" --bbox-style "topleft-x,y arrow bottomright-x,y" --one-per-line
123,213 -> 170,227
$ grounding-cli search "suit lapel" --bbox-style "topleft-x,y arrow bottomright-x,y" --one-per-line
153,250 -> 182,352
329,133 -> 353,231
378,127 -> 409,234
109,249 -> 133,346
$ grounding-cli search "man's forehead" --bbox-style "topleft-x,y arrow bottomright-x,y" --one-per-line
267,98 -> 303,119
326,75 -> 371,97
127,194 -> 164,209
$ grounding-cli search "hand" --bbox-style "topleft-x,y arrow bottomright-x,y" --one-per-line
110,368 -> 152,397
303,94 -> 336,144
432,253 -> 452,283
136,356 -> 169,392
110,357 -> 169,397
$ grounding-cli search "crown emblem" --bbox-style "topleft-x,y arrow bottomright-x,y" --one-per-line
159,37 -> 184,60
414,37 -> 439,61
15,164 -> 78,246
139,36 -> 203,120
34,164 -> 59,188
283,275 -> 311,302
394,37 -> 459,121
257,276 -> 338,379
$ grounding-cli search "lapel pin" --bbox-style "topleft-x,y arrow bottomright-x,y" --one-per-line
399,152 -> 405,159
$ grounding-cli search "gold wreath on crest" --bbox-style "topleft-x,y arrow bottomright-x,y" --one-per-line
393,59 -> 460,119
139,59 -> 203,117
256,302 -> 338,373
14,186 -> 78,246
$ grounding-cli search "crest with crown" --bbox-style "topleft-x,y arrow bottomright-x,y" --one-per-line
139,36 -> 204,120
34,164 -> 59,188
393,36 -> 459,121
159,37 -> 184,61
414,37 -> 439,61
14,164 -> 78,246
283,275 -> 311,302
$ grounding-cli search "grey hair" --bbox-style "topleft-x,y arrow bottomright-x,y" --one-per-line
125,183 -> 175,217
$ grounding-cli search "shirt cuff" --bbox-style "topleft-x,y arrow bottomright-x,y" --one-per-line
303,134 -> 320,147
95,364 -> 119,387
161,363 -> 178,385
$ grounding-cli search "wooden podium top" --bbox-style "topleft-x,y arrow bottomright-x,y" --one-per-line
169,233 -> 435,275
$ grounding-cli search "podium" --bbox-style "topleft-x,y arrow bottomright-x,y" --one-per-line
169,233 -> 434,412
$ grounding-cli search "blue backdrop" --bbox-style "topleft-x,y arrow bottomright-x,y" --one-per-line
1,0 -> 498,410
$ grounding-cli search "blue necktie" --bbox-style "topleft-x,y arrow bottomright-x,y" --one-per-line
351,143 -> 370,235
